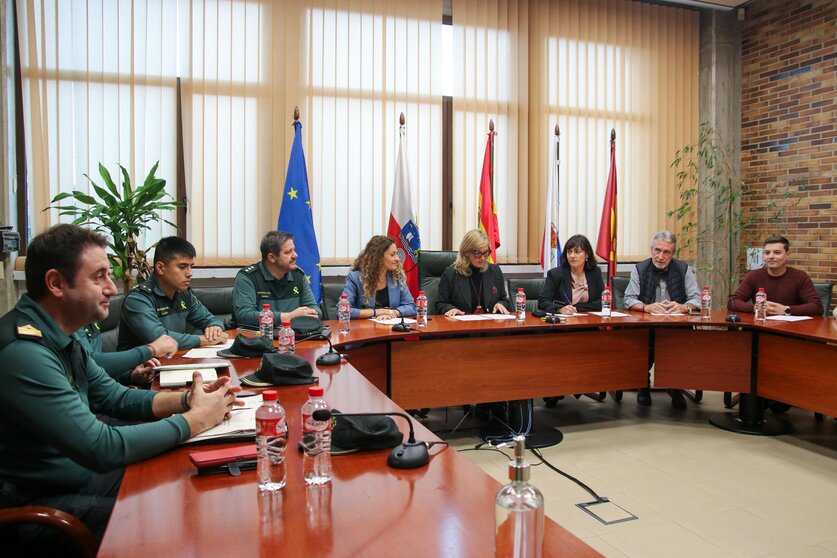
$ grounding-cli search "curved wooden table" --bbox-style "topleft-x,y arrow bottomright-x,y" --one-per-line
99,310 -> 836,557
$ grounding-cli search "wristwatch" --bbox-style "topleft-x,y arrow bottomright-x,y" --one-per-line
784,306 -> 791,315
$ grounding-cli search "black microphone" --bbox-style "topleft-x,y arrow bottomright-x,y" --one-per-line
726,294 -> 741,323
392,315 -> 412,332
312,409 -> 430,469
308,333 -> 346,366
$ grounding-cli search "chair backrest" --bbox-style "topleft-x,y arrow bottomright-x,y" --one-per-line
813,282 -> 833,317
507,277 -> 544,312
612,275 -> 630,310
190,286 -> 235,329
418,250 -> 457,315
98,293 -> 125,353
321,282 -> 346,320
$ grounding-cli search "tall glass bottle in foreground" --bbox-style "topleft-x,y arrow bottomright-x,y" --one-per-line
495,435 -> 544,558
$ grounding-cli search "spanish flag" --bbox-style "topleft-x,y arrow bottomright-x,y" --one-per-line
478,127 -> 501,263
596,129 -> 617,283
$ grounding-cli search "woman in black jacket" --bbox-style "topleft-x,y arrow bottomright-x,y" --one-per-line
539,234 -> 604,314
436,229 -> 511,316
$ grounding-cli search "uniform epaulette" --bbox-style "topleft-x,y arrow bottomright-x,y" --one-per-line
0,310 -> 44,350
138,282 -> 153,293
242,264 -> 259,275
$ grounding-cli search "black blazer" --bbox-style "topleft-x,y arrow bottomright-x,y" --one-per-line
538,266 -> 604,313
435,264 -> 511,314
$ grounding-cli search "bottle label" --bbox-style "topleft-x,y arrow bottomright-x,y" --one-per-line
302,412 -> 331,433
256,416 -> 285,437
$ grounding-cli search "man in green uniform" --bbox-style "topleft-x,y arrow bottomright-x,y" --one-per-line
0,224 -> 239,551
76,324 -> 177,384
233,231 -> 322,328
118,236 -> 227,350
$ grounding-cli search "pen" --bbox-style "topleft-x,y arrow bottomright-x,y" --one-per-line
563,293 -> 572,305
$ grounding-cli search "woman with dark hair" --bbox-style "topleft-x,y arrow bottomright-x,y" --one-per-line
436,229 -> 511,316
342,235 -> 416,319
538,234 -> 604,315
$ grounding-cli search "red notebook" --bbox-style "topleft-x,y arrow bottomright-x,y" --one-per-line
189,445 -> 257,469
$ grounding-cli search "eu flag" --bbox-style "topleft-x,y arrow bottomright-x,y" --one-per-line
278,121 -> 322,303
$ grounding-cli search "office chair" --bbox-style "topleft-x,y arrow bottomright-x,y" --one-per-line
0,505 -> 96,558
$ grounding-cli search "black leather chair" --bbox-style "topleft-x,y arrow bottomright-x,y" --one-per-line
191,286 -> 235,330
418,250 -> 457,315
321,282 -> 346,320
98,293 -> 125,353
507,277 -> 543,312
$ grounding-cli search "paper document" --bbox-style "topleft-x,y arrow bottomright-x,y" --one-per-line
370,317 -> 417,325
449,314 -> 490,321
482,313 -> 517,320
590,311 -> 631,318
765,315 -> 813,322
182,395 -> 262,444
650,312 -> 686,316
154,360 -> 231,371
159,368 -> 218,388
564,313 -> 588,317
183,340 -> 235,359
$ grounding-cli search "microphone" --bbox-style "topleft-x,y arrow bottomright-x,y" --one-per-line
392,315 -> 412,332
726,294 -> 741,323
309,333 -> 346,366
312,409 -> 430,469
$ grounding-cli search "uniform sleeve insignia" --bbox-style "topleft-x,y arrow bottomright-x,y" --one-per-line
17,324 -> 43,339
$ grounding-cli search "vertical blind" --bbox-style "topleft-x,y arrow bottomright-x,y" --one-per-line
18,0 -> 697,265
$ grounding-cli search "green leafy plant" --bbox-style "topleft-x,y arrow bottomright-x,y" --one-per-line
668,123 -> 801,301
46,162 -> 183,291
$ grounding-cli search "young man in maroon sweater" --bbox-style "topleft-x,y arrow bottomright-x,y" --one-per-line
729,235 -> 822,317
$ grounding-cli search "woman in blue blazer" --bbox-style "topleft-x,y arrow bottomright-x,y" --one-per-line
343,235 -> 416,319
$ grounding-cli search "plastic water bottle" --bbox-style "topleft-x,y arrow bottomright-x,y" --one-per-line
337,295 -> 351,335
416,290 -> 428,328
601,286 -> 612,318
256,390 -> 288,491
515,288 -> 526,322
278,321 -> 295,354
755,288 -> 767,322
301,386 -> 332,485
701,286 -> 712,319
495,435 -> 544,558
259,304 -> 274,339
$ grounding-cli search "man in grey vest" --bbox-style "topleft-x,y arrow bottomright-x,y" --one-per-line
623,230 -> 700,408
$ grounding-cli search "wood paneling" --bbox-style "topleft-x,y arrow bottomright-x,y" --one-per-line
655,328 -> 752,393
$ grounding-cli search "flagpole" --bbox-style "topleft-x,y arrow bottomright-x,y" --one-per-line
489,119 -> 496,264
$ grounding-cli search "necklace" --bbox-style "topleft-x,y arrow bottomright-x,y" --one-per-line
469,271 -> 485,314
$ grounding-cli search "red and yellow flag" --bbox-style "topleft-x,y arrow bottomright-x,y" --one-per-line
478,129 -> 501,263
596,130 -> 618,283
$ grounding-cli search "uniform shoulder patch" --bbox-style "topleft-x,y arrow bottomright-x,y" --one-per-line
242,264 -> 258,275
17,323 -> 43,339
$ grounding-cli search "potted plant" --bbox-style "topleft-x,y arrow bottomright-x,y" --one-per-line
667,123 -> 801,302
46,162 -> 183,292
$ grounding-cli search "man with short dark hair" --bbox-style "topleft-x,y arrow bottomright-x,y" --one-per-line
118,236 -> 227,350
729,235 -> 821,317
623,230 -> 701,408
0,224 -> 238,550
233,231 -> 321,328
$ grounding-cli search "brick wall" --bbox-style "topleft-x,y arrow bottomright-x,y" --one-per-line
741,0 -> 836,313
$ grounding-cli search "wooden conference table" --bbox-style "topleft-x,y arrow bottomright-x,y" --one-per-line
98,332 -> 599,557
99,310 -> 836,556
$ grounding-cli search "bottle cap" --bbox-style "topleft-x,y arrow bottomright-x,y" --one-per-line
418,291 -> 425,296
758,287 -> 765,291
308,386 -> 324,397
262,390 -> 278,401
703,286 -> 709,290
518,288 -> 524,292
341,294 -> 348,299
508,435 -> 530,482
262,303 -> 270,309
282,321 -> 291,326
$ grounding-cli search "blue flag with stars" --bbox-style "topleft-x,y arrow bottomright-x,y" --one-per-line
278,121 -> 322,303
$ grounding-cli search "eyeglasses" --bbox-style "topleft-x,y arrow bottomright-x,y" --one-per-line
470,249 -> 491,259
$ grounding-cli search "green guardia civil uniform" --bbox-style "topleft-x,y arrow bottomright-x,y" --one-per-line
118,275 -> 223,350
75,323 -> 152,385
232,261 -> 321,328
0,294 -> 190,499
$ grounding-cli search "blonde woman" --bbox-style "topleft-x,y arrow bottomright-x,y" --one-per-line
436,229 -> 510,316
342,235 -> 416,319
